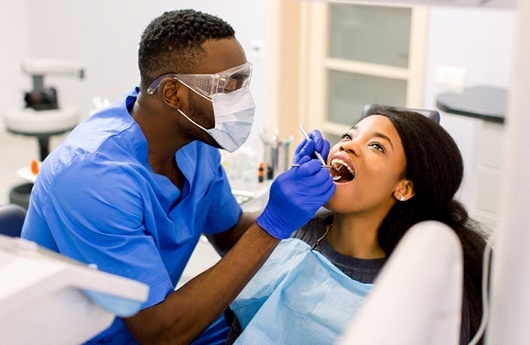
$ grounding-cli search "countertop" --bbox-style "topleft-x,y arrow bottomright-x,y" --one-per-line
436,86 -> 507,124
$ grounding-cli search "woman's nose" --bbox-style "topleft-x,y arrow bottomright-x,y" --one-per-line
339,142 -> 358,156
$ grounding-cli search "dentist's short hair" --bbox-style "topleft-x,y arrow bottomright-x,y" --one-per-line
138,9 -> 235,91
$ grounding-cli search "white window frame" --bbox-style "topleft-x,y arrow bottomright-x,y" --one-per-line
268,0 -> 429,144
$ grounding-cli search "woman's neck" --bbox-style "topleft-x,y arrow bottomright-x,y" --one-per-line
327,214 -> 386,259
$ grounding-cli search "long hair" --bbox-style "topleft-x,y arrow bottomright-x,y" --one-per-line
138,9 -> 235,90
364,106 -> 486,344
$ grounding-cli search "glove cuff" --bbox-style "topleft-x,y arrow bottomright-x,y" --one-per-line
256,211 -> 289,240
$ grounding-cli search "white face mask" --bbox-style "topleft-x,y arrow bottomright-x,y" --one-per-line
178,88 -> 256,153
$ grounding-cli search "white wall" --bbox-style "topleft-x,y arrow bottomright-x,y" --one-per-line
0,1 -> 517,204
0,1 -> 30,127
423,6 -> 516,213
1,0 -> 269,174
23,0 -> 268,118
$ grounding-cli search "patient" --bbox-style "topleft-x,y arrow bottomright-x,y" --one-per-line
226,106 -> 486,345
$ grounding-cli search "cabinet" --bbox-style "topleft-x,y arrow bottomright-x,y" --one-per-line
316,3 -> 428,143
437,86 -> 507,233
267,1 -> 428,148
475,121 -> 505,231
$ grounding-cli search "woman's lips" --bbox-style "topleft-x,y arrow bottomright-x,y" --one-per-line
329,152 -> 355,183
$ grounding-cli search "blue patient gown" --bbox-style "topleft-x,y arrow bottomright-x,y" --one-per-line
230,238 -> 374,345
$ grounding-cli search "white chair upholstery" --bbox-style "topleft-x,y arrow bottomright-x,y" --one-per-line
5,106 -> 79,160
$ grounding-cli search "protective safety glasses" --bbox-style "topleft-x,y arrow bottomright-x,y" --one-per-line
146,61 -> 253,99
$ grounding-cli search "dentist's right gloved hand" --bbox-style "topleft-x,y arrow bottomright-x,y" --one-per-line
293,129 -> 330,165
257,157 -> 336,239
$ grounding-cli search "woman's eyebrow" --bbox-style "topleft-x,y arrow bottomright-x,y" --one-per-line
373,132 -> 394,151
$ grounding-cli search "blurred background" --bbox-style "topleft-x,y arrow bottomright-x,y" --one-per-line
0,0 -> 516,234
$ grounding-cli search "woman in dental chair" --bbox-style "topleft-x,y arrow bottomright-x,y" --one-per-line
226,106 -> 486,345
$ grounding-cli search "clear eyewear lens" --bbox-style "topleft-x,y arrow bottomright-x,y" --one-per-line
218,63 -> 253,94
146,62 -> 252,98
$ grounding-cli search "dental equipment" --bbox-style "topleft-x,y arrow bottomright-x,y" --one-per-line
0,235 -> 148,344
297,125 -> 341,180
337,221 -> 463,345
5,59 -> 85,210
298,125 -> 330,168
5,59 -> 85,160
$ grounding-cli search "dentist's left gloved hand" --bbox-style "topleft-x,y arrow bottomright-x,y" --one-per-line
293,129 -> 330,165
257,157 -> 336,239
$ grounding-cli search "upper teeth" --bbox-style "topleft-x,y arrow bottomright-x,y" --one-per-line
331,158 -> 355,176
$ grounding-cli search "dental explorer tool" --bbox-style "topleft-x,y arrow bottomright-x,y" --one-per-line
298,125 -> 341,180
298,125 -> 330,168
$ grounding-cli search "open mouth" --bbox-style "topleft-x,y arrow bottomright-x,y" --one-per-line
330,158 -> 355,183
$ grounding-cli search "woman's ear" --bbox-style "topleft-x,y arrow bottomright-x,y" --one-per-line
394,180 -> 415,202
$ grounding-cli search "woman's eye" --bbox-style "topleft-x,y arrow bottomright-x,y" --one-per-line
341,133 -> 352,140
370,143 -> 385,152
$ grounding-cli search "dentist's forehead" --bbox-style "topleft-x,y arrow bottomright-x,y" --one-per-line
200,38 -> 247,74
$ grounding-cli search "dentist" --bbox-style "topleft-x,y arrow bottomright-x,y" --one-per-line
21,9 -> 334,345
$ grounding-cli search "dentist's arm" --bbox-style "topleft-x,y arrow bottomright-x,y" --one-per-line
208,130 -> 331,254
122,158 -> 335,345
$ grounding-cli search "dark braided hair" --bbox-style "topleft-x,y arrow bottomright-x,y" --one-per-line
363,106 -> 486,344
138,9 -> 235,90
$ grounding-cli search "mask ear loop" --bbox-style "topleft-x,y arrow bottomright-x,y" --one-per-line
177,109 -> 208,132
173,78 -> 214,133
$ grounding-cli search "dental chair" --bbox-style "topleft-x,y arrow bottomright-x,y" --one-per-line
5,60 -> 84,210
337,221 -> 463,345
361,103 -> 441,123
0,204 -> 26,237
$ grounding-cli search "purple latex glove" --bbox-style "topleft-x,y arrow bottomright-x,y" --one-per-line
293,129 -> 330,165
257,157 -> 336,239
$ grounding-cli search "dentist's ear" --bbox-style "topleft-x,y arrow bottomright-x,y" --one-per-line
160,79 -> 182,109
394,180 -> 415,202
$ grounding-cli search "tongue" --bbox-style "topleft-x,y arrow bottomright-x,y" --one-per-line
338,169 -> 354,181
334,165 -> 354,182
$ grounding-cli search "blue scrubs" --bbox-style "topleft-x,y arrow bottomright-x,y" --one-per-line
22,88 -> 242,344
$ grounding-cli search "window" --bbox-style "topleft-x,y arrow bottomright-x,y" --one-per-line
268,1 -> 428,146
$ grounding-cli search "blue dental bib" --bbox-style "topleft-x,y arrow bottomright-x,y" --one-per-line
231,238 -> 374,344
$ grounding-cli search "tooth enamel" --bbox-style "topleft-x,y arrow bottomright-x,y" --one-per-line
331,158 -> 355,175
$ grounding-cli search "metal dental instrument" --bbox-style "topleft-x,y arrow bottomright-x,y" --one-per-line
299,125 -> 329,167
298,125 -> 341,180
